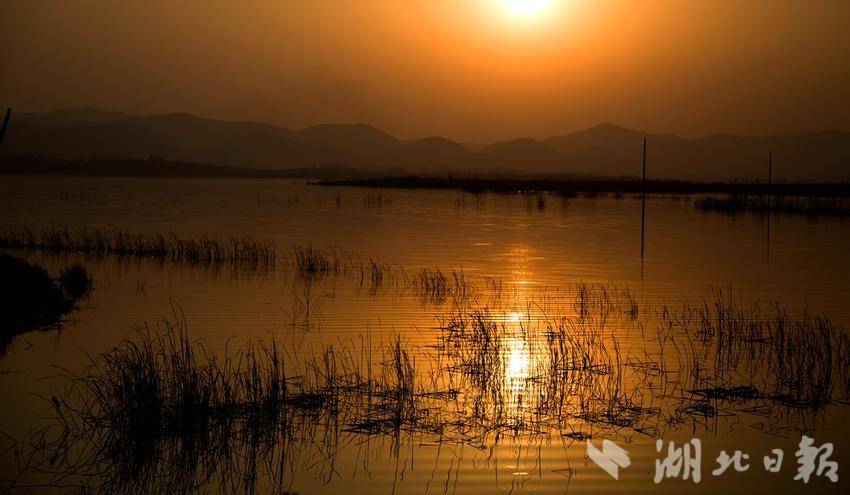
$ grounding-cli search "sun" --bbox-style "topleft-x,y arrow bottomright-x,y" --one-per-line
503,0 -> 552,17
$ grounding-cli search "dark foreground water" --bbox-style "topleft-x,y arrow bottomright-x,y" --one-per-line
0,177 -> 848,494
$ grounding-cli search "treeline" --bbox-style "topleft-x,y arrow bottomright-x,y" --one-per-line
319,176 -> 850,197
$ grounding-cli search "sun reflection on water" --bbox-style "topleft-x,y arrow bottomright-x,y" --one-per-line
505,336 -> 530,383
501,244 -> 538,416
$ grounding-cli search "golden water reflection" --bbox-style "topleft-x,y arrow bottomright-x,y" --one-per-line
501,245 -> 537,418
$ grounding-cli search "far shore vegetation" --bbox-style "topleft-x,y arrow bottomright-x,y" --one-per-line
317,176 -> 850,197
3,154 -> 849,215
3,154 -> 847,197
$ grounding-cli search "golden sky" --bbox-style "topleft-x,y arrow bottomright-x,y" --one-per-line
2,0 -> 849,141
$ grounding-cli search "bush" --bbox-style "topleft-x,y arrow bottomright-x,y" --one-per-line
0,255 -> 93,353
0,254 -> 69,331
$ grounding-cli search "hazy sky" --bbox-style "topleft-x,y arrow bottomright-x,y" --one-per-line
2,0 -> 849,141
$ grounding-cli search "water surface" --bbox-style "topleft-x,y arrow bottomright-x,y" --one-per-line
0,177 -> 848,494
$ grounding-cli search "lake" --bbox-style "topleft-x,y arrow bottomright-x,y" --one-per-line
1,176 -> 848,494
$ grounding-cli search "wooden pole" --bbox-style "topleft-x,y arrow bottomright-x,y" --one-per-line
0,108 -> 11,152
640,136 -> 647,261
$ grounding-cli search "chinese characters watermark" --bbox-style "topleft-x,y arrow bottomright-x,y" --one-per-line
586,435 -> 838,484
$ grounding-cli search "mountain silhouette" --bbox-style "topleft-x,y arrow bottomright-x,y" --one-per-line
379,137 -> 477,172
4,108 -> 849,181
14,107 -> 132,126
296,123 -> 401,155
478,138 -> 567,171
546,124 -> 850,181
7,111 -> 352,169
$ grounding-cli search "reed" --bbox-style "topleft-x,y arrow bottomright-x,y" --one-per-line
23,312 -> 456,493
666,289 -> 849,411
0,226 -> 277,269
405,268 -> 475,305
10,284 -> 850,493
292,245 -> 341,275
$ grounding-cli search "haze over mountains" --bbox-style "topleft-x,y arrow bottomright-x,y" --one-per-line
3,108 -> 849,182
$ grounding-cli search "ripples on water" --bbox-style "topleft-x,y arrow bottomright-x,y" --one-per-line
0,177 -> 848,494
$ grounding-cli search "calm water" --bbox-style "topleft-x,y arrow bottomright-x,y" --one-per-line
1,176 -> 848,494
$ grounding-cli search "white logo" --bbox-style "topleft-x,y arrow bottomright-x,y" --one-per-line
587,439 -> 631,480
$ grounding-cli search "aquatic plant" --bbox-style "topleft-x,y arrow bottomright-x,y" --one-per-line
6,284 -> 850,494
405,268 -> 475,305
292,245 -> 341,275
15,312 -> 454,494
0,226 -> 277,269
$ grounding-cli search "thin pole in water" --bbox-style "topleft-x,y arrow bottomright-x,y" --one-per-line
0,108 -> 11,152
640,136 -> 647,262
767,151 -> 773,210
768,151 -> 773,186
766,151 -> 773,264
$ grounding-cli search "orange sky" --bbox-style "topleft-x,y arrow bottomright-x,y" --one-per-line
2,0 -> 849,141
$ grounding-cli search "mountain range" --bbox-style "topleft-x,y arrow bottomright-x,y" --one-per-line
3,108 -> 849,182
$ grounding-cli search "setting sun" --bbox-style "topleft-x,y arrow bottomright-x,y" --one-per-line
503,0 -> 552,17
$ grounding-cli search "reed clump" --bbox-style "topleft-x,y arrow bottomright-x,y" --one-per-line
405,268 -> 475,304
0,226 -> 277,269
354,258 -> 396,295
292,245 -> 342,275
666,289 -> 850,411
32,313 -> 453,493
11,284 -> 850,493
436,291 -> 658,437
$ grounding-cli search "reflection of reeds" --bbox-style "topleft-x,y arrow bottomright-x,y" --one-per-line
1,227 -> 486,305
406,269 -> 475,305
436,293 -> 658,438
357,259 -> 394,295
9,284 -> 850,493
667,289 -> 849,411
27,312 -> 450,494
0,226 -> 276,269
292,245 -> 341,275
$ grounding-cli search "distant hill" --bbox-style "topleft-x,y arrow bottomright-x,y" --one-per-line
14,107 -> 133,126
545,123 -> 850,182
379,137 -> 477,172
3,108 -> 849,181
295,123 -> 401,155
6,111 -> 354,169
478,138 -> 567,172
